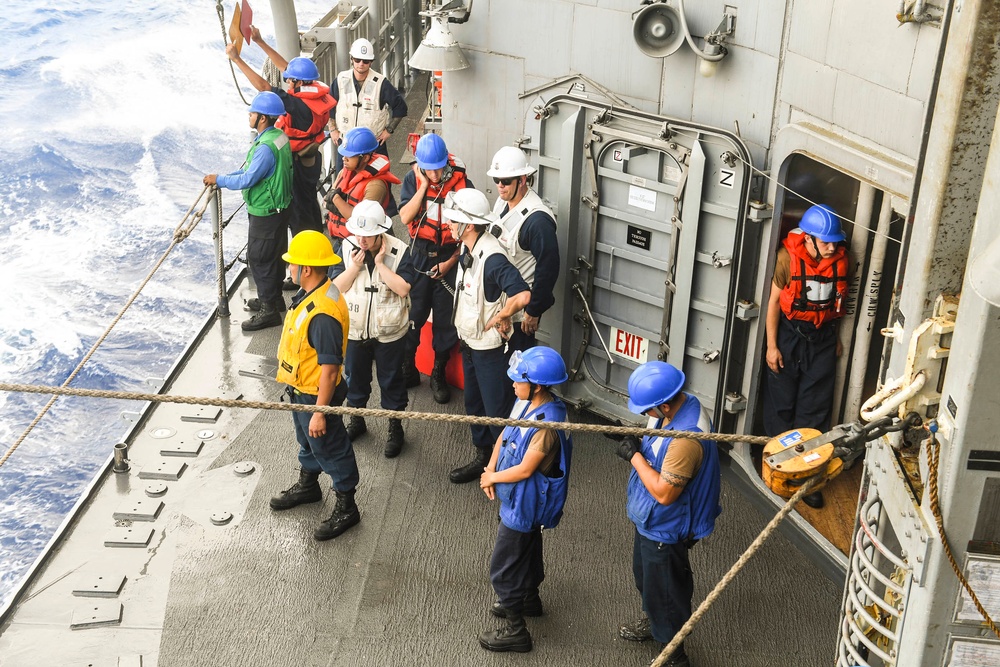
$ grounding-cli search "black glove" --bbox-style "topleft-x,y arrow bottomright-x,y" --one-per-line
616,435 -> 641,463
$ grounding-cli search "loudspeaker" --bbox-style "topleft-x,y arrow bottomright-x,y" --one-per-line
632,3 -> 685,58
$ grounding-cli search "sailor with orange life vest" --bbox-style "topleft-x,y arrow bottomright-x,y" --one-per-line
226,29 -> 335,240
324,127 -> 400,255
397,133 -> 473,405
329,38 -> 408,172
763,204 -> 851,509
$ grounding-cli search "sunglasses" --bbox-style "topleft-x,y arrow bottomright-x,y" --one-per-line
492,177 -> 516,186
352,57 -> 373,64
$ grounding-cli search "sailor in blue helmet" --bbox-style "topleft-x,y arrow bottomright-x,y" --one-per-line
615,361 -> 721,667
763,203 -> 850,509
478,346 -> 573,653
204,91 -> 293,331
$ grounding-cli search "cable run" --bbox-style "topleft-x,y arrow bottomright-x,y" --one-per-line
0,186 -> 215,469
0,381 -> 770,445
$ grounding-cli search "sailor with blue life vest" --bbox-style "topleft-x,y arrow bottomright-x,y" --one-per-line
615,361 -> 721,667
204,91 -> 293,332
398,133 -> 473,404
330,200 -> 416,459
324,127 -> 400,255
442,188 -> 531,485
269,231 -> 362,542
478,346 -> 573,654
486,146 -> 561,353
763,204 -> 851,510
225,31 -> 334,240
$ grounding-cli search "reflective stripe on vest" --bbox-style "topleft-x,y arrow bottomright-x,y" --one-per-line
495,398 -> 573,532
342,234 -> 411,342
276,281 -> 350,394
453,233 -> 507,350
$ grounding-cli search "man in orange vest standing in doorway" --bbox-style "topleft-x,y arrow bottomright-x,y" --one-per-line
763,204 -> 850,509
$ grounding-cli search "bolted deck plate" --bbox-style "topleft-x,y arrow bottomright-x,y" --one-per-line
159,438 -> 204,457
137,460 -> 187,481
103,526 -> 154,548
70,601 -> 123,629
72,572 -> 127,598
180,406 -> 222,424
112,497 -> 164,522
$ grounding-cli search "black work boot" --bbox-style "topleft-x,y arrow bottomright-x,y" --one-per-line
619,615 -> 653,642
385,418 -> 405,458
282,276 -> 299,291
242,301 -> 282,331
479,607 -> 533,653
449,447 -> 491,484
402,351 -> 420,388
269,469 -> 322,510
802,491 -> 825,509
491,591 -> 542,618
314,489 -> 360,541
247,297 -> 287,313
429,355 -> 451,404
660,646 -> 691,667
346,415 -> 368,441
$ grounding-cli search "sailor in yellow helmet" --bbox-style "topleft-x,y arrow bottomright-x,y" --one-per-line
270,231 -> 361,541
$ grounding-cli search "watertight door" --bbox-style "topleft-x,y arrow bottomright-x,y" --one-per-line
531,96 -> 759,426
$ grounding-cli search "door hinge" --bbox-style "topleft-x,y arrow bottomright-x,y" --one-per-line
725,393 -> 747,413
736,300 -> 759,321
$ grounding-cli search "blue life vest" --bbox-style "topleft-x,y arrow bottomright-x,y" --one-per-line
495,398 -> 573,532
626,393 -> 722,544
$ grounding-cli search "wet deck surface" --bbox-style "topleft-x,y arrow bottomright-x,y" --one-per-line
0,79 -> 843,667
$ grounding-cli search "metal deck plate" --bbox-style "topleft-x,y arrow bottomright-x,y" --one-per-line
137,460 -> 187,481
72,572 -> 127,598
103,526 -> 154,548
159,438 -> 204,457
238,357 -> 279,381
112,498 -> 164,522
70,601 -> 123,629
179,406 -> 222,423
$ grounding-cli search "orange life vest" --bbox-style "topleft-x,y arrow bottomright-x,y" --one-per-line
778,231 -> 849,328
326,154 -> 402,239
275,83 -> 336,153
407,156 -> 468,247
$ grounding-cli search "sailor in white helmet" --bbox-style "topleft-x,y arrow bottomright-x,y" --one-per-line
486,146 -> 560,352
329,38 -> 408,171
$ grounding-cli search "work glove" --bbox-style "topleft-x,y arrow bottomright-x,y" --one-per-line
616,435 -> 641,463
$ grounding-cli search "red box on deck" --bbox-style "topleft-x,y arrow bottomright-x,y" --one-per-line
414,321 -> 464,389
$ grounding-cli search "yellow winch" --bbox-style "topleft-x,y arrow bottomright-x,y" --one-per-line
761,428 -> 845,498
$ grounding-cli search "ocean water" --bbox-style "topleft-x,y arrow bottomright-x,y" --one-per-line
0,0 -> 327,607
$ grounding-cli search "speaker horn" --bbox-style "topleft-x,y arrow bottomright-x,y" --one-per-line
632,2 -> 685,58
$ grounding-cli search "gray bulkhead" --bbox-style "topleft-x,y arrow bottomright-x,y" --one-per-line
436,0 -> 942,575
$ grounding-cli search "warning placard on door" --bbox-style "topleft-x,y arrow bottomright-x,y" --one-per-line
628,185 -> 656,212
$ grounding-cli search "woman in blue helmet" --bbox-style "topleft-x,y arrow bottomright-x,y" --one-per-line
478,346 -> 573,654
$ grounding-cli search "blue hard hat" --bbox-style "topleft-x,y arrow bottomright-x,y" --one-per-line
507,347 -> 569,386
799,204 -> 846,242
283,57 -> 319,82
248,91 -> 286,117
627,361 -> 685,414
340,127 -> 379,157
415,133 -> 449,170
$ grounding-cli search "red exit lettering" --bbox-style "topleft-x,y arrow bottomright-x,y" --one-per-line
614,328 -> 644,359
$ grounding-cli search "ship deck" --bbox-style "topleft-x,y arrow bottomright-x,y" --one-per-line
0,84 -> 844,667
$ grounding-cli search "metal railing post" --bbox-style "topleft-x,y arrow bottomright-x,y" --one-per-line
212,188 -> 230,318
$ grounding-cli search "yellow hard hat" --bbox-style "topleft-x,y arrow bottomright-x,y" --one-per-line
282,230 -> 341,266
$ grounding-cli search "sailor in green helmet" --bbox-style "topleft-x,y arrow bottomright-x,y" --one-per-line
204,90 -> 293,331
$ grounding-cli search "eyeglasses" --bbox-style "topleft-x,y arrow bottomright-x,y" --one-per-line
492,177 -> 516,186
352,57 -> 373,64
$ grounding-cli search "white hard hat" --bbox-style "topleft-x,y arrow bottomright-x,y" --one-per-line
350,38 -> 375,60
346,200 -> 390,236
486,146 -> 536,179
442,189 -> 497,226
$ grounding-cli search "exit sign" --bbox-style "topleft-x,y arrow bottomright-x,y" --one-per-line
610,326 -> 649,363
